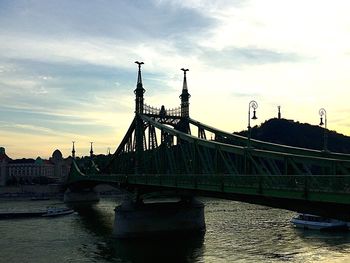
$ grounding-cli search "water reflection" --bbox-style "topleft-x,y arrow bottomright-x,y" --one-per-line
70,203 -> 114,236
102,235 -> 205,263
204,199 -> 350,263
294,227 -> 350,247
71,200 -> 205,263
4,198 -> 350,262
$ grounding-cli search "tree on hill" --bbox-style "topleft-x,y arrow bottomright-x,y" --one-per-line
236,118 -> 350,153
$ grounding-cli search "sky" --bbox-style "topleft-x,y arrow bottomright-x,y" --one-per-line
1,0 -> 350,159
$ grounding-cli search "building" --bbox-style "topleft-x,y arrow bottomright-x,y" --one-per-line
0,147 -> 71,186
0,147 -> 11,186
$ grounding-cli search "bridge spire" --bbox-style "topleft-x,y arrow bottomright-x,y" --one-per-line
90,142 -> 94,158
180,68 -> 191,118
72,141 -> 76,159
134,61 -> 146,174
278,106 -> 281,119
134,61 -> 145,114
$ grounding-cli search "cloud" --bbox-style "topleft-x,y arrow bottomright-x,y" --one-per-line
0,0 -> 216,41
0,122 -> 68,137
1,0 -> 350,158
200,47 -> 302,68
0,0 -> 220,75
231,91 -> 261,98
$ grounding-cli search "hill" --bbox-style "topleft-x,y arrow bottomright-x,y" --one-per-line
236,118 -> 350,153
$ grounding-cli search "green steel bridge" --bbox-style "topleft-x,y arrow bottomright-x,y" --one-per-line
68,62 -> 350,220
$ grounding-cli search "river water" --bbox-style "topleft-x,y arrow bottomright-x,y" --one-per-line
1,197 -> 350,263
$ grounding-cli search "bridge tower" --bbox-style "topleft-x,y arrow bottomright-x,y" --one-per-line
134,61 -> 146,173
90,142 -> 94,158
71,141 -> 75,159
177,68 -> 191,134
134,61 -> 145,114
180,68 -> 190,118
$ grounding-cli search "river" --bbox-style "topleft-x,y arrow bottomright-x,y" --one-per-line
1,197 -> 350,263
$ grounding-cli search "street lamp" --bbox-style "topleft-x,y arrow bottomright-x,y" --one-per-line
248,100 -> 258,148
319,108 -> 328,151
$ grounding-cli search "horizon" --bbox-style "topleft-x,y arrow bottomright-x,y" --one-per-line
1,1 -> 350,159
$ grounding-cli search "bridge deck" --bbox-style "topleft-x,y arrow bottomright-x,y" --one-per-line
70,174 -> 350,205
68,173 -> 350,220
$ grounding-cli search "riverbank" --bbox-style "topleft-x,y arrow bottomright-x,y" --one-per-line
0,185 -> 63,199
0,184 -> 123,200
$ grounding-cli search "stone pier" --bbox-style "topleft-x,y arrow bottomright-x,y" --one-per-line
113,198 -> 205,238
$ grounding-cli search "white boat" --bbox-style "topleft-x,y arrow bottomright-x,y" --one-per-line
291,213 -> 348,231
42,207 -> 74,217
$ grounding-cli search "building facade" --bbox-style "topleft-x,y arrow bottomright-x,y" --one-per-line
0,147 -> 71,186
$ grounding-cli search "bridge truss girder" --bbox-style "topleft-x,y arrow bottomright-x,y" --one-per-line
106,114 -> 350,177
188,118 -> 350,161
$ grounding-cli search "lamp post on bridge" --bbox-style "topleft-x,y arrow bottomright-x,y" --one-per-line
248,100 -> 258,148
319,108 -> 328,152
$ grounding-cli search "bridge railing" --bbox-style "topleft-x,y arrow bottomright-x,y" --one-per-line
76,174 -> 350,196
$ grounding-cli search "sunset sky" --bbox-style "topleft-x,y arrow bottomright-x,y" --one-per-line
1,0 -> 350,159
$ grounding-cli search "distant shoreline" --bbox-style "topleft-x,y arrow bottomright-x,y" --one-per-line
0,184 -> 63,198
0,184 -> 123,200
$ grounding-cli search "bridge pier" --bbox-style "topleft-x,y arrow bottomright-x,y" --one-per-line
63,188 -> 100,203
113,198 -> 205,238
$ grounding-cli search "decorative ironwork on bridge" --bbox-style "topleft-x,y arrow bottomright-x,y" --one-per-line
100,62 -> 350,178
67,61 -> 350,220
143,104 -> 182,118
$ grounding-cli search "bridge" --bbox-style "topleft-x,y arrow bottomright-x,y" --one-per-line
66,62 -> 350,237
